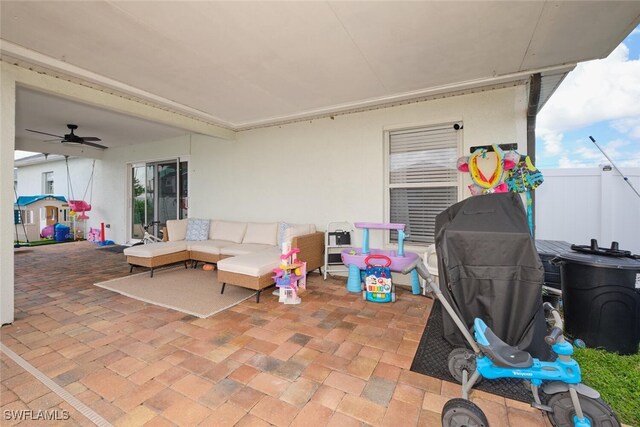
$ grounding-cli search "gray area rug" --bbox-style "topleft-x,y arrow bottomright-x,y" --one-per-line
94,267 -> 256,318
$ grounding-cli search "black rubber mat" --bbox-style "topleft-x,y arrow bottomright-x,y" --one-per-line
96,245 -> 127,253
410,300 -> 537,403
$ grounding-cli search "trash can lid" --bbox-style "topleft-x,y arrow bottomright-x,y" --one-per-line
557,250 -> 640,270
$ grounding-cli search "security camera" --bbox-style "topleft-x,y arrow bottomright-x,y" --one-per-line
453,123 -> 463,130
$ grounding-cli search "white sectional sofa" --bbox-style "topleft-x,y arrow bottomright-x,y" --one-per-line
123,219 -> 324,302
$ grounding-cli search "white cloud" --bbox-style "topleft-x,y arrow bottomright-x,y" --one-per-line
611,117 -> 640,139
537,128 -> 564,156
557,155 -> 594,169
537,36 -> 640,169
551,137 -> 639,169
538,43 -> 640,134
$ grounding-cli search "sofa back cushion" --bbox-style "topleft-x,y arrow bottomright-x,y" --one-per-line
185,218 -> 210,241
242,222 -> 278,246
210,221 -> 247,243
277,223 -> 317,248
166,219 -> 188,241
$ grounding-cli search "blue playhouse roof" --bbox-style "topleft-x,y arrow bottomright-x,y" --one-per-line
15,195 -> 67,206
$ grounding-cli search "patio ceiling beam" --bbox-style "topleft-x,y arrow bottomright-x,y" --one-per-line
1,61 -> 236,141
15,137 -> 105,161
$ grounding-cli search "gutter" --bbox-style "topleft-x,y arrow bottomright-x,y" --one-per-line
527,73 -> 542,237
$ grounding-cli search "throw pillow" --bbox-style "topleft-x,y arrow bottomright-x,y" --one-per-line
185,218 -> 210,241
278,222 -> 292,249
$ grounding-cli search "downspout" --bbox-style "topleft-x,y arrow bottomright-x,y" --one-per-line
527,73 -> 541,237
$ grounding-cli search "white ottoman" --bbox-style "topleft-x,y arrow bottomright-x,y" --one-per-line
216,248 -> 281,303
123,241 -> 190,277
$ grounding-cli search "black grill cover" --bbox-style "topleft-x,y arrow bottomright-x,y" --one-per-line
435,192 -> 549,359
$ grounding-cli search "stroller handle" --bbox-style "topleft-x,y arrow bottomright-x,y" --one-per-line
401,258 -> 431,279
543,302 -> 565,345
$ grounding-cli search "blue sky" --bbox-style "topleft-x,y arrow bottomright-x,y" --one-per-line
536,26 -> 640,169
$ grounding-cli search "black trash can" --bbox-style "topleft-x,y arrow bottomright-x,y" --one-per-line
556,240 -> 640,355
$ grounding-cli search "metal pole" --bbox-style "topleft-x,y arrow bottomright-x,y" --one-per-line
589,136 -> 640,199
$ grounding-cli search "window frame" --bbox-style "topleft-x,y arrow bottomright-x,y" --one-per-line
43,171 -> 54,195
16,209 -> 34,225
383,121 -> 463,251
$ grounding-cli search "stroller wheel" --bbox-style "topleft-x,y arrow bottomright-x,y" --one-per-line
441,398 -> 488,427
545,393 -> 620,427
447,348 -> 479,384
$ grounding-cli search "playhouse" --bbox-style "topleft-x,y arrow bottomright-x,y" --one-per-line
14,195 -> 72,243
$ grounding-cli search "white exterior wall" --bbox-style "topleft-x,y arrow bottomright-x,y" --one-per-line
14,86 -> 528,249
535,166 -> 640,254
190,86 -> 528,250
16,157 -> 94,199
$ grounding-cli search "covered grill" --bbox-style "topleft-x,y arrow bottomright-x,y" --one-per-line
434,192 -> 549,358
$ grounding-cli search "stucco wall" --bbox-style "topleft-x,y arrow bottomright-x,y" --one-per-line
14,85 -> 528,249
189,86 -> 528,249
1,65 -> 16,324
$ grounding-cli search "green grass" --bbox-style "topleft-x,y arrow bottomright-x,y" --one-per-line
14,239 -> 77,247
573,347 -> 640,426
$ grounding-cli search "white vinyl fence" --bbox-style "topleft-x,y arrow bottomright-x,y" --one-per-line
535,166 -> 640,254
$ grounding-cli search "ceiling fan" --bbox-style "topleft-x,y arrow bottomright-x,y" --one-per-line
26,124 -> 107,149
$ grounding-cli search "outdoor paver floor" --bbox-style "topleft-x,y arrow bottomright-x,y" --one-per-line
2,242 -> 551,426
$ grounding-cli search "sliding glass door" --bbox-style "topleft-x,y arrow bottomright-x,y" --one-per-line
130,159 -> 188,241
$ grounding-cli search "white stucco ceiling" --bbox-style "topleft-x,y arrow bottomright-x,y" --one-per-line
2,1 -> 640,152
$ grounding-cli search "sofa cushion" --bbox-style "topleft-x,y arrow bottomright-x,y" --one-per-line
185,218 -> 210,241
217,247 -> 281,276
166,219 -> 188,241
243,222 -> 278,246
187,239 -> 235,254
210,221 -> 247,243
124,241 -> 188,258
221,243 -> 276,257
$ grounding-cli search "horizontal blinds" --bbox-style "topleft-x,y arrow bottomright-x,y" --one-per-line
390,187 -> 458,244
389,126 -> 458,184
388,124 -> 459,245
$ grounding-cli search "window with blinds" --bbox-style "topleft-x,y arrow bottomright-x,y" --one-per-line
387,124 -> 459,245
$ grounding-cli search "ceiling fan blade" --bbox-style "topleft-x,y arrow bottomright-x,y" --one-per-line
26,129 -> 64,138
81,141 -> 108,150
81,137 -> 102,142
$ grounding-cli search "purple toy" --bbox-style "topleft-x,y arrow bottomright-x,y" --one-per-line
341,222 -> 421,295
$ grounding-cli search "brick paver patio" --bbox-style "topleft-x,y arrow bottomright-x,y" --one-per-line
1,241 -> 549,426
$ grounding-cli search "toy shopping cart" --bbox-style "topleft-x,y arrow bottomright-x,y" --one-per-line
362,254 -> 395,303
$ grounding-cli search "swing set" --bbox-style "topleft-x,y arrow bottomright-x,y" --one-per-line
66,156 -> 95,220
13,186 -> 30,248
